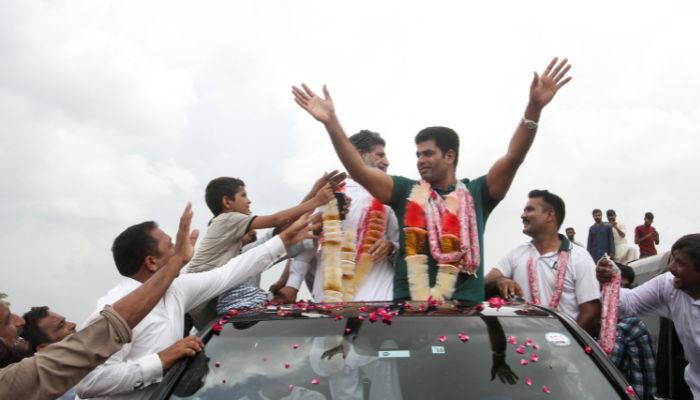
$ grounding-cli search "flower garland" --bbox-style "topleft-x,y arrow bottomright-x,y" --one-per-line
527,251 -> 569,308
321,196 -> 387,302
599,258 -> 620,353
404,180 -> 479,301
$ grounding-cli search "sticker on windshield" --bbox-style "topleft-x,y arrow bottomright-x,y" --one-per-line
544,332 -> 571,347
431,346 -> 446,354
378,350 -> 411,358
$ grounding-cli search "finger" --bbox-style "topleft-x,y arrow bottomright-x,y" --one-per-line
530,71 -> 539,90
301,83 -> 318,98
323,84 -> 332,101
291,86 -> 309,102
190,229 -> 200,246
294,97 -> 308,110
556,76 -> 572,89
179,202 -> 193,233
553,64 -> 571,83
550,57 -> 568,78
515,285 -> 524,298
543,57 -> 558,76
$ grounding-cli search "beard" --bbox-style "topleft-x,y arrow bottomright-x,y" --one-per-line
0,337 -> 32,368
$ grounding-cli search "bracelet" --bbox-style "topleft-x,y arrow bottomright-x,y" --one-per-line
521,116 -> 538,130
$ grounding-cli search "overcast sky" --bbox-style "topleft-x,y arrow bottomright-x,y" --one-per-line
2,0 -> 699,322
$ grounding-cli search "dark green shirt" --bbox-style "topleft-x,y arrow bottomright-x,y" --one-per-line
388,175 -> 500,301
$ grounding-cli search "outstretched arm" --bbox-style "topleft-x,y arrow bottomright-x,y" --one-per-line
292,84 -> 394,203
251,182 -> 335,230
486,58 -> 572,200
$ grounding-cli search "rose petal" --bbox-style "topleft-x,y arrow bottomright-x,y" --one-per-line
530,354 -> 539,362
626,386 -> 635,395
289,384 -> 295,391
584,345 -> 592,354
284,362 -> 290,369
520,359 -> 529,365
358,315 -> 366,321
369,312 -> 378,322
516,345 -> 525,354
334,315 -> 344,321
311,377 -> 319,385
525,377 -> 532,386
215,361 -> 221,368
293,344 -> 300,349
507,336 -> 518,345
345,328 -> 352,333
532,344 -> 539,350
474,304 -> 484,312
358,306 -> 367,312
438,335 -> 447,343
542,386 -> 551,394
525,338 -> 533,347
459,333 -> 470,343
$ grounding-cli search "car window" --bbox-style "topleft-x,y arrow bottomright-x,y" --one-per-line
169,314 -> 622,399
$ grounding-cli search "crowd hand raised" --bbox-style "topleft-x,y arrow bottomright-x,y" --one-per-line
496,278 -> 524,300
310,170 -> 347,193
292,84 -> 335,124
173,202 -> 200,267
369,239 -> 393,262
529,57 -> 573,110
279,213 -> 321,249
313,183 -> 336,206
158,335 -> 204,370
596,257 -> 616,283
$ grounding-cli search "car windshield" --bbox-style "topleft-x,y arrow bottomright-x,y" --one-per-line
169,310 -> 621,399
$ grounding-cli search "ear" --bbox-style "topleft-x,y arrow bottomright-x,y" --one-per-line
221,196 -> 231,211
444,149 -> 457,165
144,255 -> 159,273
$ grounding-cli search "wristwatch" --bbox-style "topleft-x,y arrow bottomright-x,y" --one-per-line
521,116 -> 538,130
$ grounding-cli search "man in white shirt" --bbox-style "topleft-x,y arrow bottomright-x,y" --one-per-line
75,212 -> 317,400
279,130 -> 399,302
485,190 -> 601,334
597,233 -> 700,398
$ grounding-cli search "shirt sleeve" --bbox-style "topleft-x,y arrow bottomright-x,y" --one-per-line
388,175 -> 414,210
469,175 -> 500,220
493,249 -> 515,278
0,306 -> 131,400
74,350 -> 163,398
619,272 -> 671,319
573,248 -> 601,304
187,212 -> 255,273
178,235 -> 287,312
287,246 -> 318,289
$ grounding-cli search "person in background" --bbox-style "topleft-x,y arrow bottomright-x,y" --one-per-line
635,212 -> 660,258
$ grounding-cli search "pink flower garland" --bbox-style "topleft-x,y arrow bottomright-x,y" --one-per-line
527,251 -> 569,308
424,181 -> 480,275
599,271 -> 620,353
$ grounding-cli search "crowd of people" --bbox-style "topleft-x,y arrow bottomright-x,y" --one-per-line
1,57 -> 698,400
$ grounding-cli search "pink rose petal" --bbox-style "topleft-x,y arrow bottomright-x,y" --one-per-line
369,312 -> 378,322
532,344 -> 539,350
626,386 -> 635,395
358,315 -> 365,321
516,345 -> 525,354
459,333 -> 470,342
507,336 -> 518,345
284,362 -> 290,369
525,377 -> 532,386
530,354 -> 539,362
542,386 -> 551,394
334,315 -> 344,321
345,328 -> 352,333
215,361 -> 221,368
584,345 -> 592,354
520,359 -> 529,365
289,384 -> 295,391
474,304 -> 484,312
293,344 -> 300,349
438,335 -> 447,343
525,338 -> 533,347
311,377 -> 319,385
358,306 -> 367,312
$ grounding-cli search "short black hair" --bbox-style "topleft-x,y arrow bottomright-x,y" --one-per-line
348,130 -> 385,154
592,209 -> 602,215
415,126 -> 460,166
671,234 -> 700,272
111,221 -> 159,277
606,209 -> 616,217
617,263 -> 635,285
20,306 -> 50,354
205,177 -> 245,216
528,189 -> 566,228
645,211 -> 655,220
565,227 -> 575,232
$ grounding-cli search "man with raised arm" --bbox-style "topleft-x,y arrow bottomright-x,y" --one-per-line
0,203 -> 199,400
292,58 -> 572,302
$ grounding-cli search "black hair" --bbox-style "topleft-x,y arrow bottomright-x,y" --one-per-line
565,227 -> 575,232
617,264 -> 636,286
20,306 -> 50,354
672,234 -> 700,272
205,177 -> 246,216
592,209 -> 602,215
415,126 -> 460,166
348,130 -> 385,154
528,189 -> 566,228
111,221 -> 159,277
645,211 -> 655,220
606,209 -> 616,217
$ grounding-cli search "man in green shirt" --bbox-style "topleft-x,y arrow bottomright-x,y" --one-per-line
292,58 -> 572,302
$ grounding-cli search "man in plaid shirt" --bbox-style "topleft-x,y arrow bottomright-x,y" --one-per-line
608,265 -> 656,400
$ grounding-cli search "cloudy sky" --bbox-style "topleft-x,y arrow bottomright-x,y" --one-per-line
1,1 -> 699,322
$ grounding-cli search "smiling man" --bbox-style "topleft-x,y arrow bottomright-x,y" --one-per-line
597,234 -> 700,398
484,190 -> 600,334
293,58 -> 572,302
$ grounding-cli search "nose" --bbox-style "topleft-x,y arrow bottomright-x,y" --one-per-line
68,321 -> 77,332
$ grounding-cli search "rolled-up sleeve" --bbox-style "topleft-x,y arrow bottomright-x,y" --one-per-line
0,305 -> 131,400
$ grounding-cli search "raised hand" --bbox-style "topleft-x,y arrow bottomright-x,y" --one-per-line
292,84 -> 335,124
173,202 -> 200,266
279,213 -> 321,249
312,183 -> 336,206
529,58 -> 572,110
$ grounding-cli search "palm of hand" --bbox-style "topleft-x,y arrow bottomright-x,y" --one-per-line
306,96 -> 334,123
531,78 -> 558,108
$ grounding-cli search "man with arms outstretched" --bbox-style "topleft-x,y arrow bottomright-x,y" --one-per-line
292,58 -> 572,302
